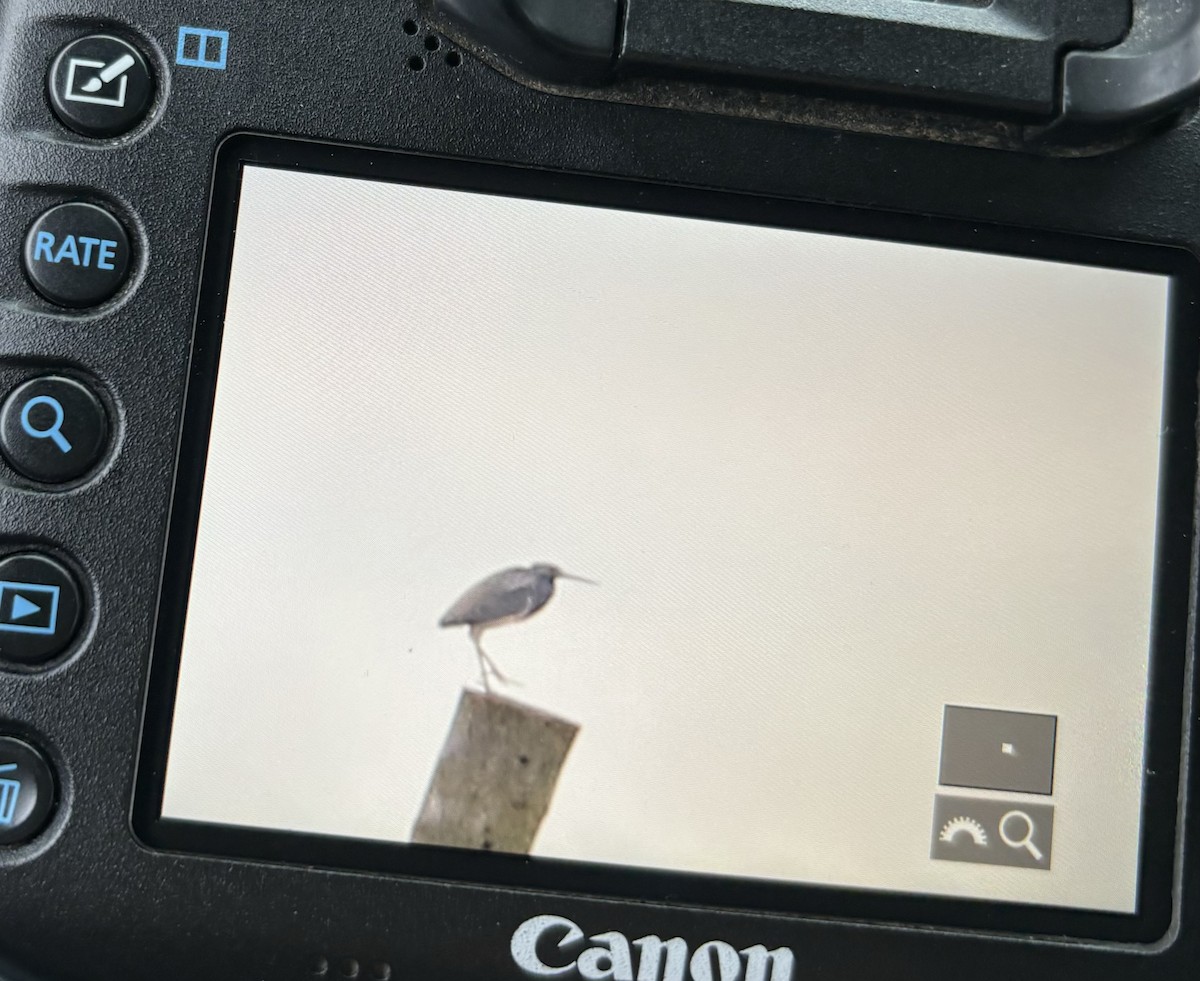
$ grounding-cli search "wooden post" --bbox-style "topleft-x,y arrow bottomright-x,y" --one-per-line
412,690 -> 579,854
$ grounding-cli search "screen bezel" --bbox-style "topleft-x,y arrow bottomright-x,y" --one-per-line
133,133 -> 1199,944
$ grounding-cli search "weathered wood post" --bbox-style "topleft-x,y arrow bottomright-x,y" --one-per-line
412,690 -> 579,853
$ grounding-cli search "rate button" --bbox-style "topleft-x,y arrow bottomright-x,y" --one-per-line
23,202 -> 131,308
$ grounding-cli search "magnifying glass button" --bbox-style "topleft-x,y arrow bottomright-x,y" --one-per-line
0,375 -> 108,484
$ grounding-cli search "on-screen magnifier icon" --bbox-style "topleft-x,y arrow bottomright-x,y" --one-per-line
999,810 -> 1044,862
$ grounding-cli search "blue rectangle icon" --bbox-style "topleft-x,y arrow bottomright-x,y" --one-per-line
0,581 -> 61,636
176,26 -> 230,70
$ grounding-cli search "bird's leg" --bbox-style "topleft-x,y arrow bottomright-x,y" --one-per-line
480,649 -> 512,685
469,626 -> 516,689
470,626 -> 493,693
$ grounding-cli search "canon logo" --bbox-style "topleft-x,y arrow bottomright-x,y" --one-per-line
511,915 -> 795,981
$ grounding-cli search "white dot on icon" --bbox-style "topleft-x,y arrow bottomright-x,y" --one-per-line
1001,742 -> 1016,756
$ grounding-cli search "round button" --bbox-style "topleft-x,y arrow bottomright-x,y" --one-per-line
0,376 -> 108,484
0,554 -> 83,666
47,34 -> 154,138
23,203 -> 131,308
0,736 -> 56,845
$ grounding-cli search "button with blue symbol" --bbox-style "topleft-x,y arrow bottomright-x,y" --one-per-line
23,202 -> 131,308
0,554 -> 83,666
1,376 -> 108,484
0,736 -> 56,846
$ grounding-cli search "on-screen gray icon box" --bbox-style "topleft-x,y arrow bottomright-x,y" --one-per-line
939,705 -> 1056,795
931,794 -> 1054,870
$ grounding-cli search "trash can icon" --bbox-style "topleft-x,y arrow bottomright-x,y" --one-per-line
0,763 -> 21,826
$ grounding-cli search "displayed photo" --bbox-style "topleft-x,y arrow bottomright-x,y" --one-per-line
161,166 -> 1172,915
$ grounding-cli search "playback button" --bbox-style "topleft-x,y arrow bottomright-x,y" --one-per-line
0,554 -> 83,666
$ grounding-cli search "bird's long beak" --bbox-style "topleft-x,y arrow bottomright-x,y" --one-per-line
559,572 -> 598,585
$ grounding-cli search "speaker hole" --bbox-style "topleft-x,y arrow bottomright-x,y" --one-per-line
445,51 -> 461,67
402,19 -> 418,35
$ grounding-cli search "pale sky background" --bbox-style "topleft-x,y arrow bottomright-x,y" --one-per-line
162,166 -> 1171,915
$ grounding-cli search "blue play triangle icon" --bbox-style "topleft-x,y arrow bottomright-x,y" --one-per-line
10,594 -> 40,621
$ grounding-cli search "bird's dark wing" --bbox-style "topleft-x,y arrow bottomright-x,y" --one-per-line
439,568 -> 545,627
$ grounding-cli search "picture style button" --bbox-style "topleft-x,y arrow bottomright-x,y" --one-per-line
24,203 -> 131,308
0,736 -> 56,845
48,34 -> 154,138
0,376 -> 108,484
939,705 -> 1057,795
0,554 -> 83,666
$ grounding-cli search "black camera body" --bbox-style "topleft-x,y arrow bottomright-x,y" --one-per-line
1,2 -> 1199,980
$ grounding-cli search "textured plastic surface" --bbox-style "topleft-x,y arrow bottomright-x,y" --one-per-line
0,1 -> 1197,980
617,0 -> 1127,116
436,0 -> 1131,118
1049,0 -> 1200,140
433,0 -> 1200,153
437,0 -> 618,82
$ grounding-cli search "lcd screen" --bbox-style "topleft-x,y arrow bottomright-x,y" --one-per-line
152,160 -> 1184,924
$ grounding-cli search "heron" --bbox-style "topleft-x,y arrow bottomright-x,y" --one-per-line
439,563 -> 597,692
